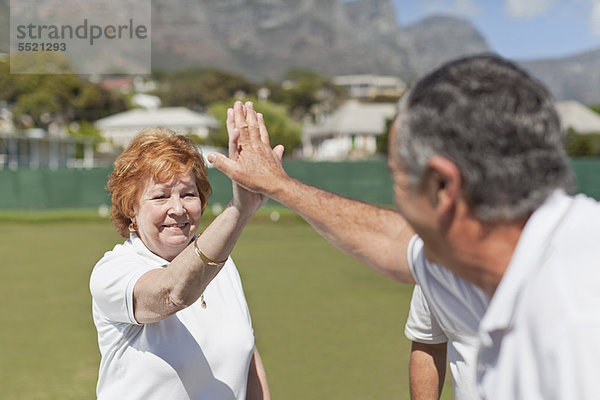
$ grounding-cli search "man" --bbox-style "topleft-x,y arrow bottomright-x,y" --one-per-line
208,54 -> 600,399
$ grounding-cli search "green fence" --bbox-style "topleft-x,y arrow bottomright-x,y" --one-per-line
0,159 -> 598,210
206,160 -> 395,208
571,158 -> 600,200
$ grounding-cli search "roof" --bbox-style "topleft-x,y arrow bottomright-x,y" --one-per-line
333,74 -> 404,87
304,100 -> 396,138
555,100 -> 600,134
95,107 -> 218,130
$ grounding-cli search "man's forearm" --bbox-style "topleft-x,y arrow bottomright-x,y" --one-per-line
271,176 -> 415,283
409,341 -> 447,400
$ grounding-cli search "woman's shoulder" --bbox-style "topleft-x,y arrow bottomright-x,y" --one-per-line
94,239 -> 138,268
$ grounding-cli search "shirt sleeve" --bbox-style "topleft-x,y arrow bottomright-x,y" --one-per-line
404,284 -> 448,344
90,250 -> 156,325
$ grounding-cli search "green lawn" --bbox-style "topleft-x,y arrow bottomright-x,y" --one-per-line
0,211 -> 454,399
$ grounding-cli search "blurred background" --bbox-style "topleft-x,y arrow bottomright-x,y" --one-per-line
1,0 -> 599,399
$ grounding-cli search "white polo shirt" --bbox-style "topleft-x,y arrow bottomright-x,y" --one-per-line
477,191 -> 600,400
90,234 -> 255,400
405,236 -> 489,400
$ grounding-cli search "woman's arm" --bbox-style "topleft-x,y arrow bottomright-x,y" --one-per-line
132,107 -> 284,324
246,347 -> 271,400
132,206 -> 254,323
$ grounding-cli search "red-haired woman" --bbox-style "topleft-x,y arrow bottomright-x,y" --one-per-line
90,126 -> 273,400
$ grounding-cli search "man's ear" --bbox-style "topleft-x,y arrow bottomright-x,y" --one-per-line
424,156 -> 462,215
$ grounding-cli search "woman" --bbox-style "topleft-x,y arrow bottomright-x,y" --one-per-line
90,124 -> 272,399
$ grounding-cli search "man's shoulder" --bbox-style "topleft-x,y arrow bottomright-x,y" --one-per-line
517,194 -> 600,326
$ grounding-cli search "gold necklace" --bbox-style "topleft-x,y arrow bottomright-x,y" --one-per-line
200,293 -> 207,309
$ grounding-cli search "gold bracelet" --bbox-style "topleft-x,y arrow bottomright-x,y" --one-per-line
193,236 -> 227,268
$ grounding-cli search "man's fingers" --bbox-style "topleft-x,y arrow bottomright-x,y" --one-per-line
273,144 -> 285,161
207,152 -> 237,178
244,101 -> 261,139
257,113 -> 271,146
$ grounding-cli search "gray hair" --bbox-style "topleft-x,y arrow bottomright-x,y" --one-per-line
394,54 -> 574,221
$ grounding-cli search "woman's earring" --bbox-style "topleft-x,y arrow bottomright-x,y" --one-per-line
128,221 -> 138,232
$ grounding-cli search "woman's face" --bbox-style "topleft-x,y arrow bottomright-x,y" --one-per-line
132,171 -> 203,261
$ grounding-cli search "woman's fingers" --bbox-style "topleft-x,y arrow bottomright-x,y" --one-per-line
233,101 -> 248,133
226,108 -> 240,159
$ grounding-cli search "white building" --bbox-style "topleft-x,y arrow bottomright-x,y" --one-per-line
333,74 -> 406,99
0,131 -> 95,170
95,107 -> 219,148
303,100 -> 396,160
555,100 -> 600,134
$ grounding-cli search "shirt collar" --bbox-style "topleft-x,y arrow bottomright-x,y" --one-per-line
478,189 -> 573,337
128,232 -> 170,266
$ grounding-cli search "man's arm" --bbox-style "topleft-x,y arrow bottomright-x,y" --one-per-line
410,341 -> 447,400
405,285 -> 449,399
271,177 -> 415,283
208,101 -> 415,284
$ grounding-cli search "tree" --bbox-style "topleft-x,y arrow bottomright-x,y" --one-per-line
266,68 -> 347,121
208,100 -> 302,156
0,56 -> 127,131
73,82 -> 128,122
564,129 -> 600,157
155,68 -> 255,110
376,117 -> 394,156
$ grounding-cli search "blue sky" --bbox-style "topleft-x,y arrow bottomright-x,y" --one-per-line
391,0 -> 600,60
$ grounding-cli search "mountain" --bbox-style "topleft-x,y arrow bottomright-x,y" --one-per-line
519,49 -> 600,105
403,15 -> 490,76
150,0 -> 490,80
1,0 -> 599,104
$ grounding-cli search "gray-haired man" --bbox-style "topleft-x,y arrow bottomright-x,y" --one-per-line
209,54 -> 600,399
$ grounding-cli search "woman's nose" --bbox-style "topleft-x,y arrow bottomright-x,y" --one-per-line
167,196 -> 185,214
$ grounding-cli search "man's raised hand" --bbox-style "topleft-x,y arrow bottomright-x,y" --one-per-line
208,101 -> 286,196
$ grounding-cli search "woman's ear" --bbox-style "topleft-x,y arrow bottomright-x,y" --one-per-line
424,156 -> 462,216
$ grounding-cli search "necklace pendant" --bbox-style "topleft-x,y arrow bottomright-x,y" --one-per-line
200,294 -> 207,309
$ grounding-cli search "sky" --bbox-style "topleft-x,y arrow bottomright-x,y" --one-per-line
391,0 -> 600,60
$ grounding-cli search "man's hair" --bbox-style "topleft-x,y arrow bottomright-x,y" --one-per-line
107,127 -> 212,237
395,54 -> 574,221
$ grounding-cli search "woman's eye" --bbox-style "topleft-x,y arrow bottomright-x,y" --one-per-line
184,193 -> 197,198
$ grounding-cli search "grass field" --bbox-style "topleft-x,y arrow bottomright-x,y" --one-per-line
0,209 -> 454,399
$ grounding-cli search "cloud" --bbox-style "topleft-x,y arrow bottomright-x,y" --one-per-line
505,0 -> 555,18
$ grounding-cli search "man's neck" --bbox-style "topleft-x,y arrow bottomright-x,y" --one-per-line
429,217 -> 527,297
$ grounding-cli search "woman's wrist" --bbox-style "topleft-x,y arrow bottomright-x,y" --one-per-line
223,201 -> 256,226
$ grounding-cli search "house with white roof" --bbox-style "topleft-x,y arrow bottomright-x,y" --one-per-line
303,99 -> 396,160
95,107 -> 219,148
